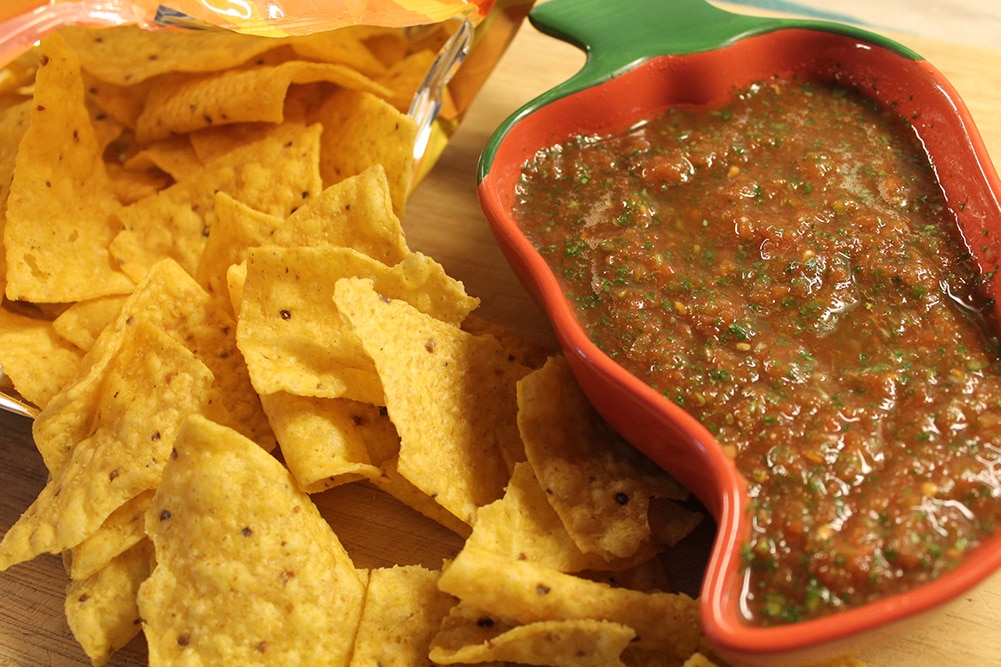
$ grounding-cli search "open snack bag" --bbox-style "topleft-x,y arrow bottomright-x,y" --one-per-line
0,0 -> 532,190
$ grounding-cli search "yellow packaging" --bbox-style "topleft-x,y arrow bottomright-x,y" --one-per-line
0,0 -> 533,178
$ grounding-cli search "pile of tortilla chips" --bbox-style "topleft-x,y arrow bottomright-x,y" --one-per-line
0,21 -> 870,667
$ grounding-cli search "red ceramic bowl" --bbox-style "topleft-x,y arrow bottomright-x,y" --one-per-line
478,1 -> 1001,665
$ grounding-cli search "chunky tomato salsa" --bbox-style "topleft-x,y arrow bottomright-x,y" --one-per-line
513,78 -> 1001,624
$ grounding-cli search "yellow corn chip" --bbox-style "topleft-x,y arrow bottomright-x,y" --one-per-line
51,294 -> 128,352
65,538 -> 154,666
135,60 -> 391,142
428,603 -> 520,660
0,306 -> 84,410
121,134 -> 202,181
334,277 -> 527,525
4,32 -> 134,302
310,88 -> 417,217
60,25 -> 278,86
0,99 -> 31,295
377,49 -> 437,112
431,614 -> 636,667
138,415 -> 366,666
437,546 -> 701,659
289,27 -> 391,78
462,313 -> 558,371
0,319 -> 213,570
105,160 -> 172,204
82,71 -> 153,129
35,258 -> 273,475
194,191 -> 283,306
369,456 -> 474,538
267,164 -> 410,265
238,247 -> 477,404
518,356 -> 689,560
110,121 -> 322,281
68,489 -> 154,581
466,462 -> 656,573
226,260 -> 249,316
260,392 -> 382,493
349,565 -> 456,666
362,28 -> 410,67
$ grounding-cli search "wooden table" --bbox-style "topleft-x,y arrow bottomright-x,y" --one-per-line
3,4 -> 1001,665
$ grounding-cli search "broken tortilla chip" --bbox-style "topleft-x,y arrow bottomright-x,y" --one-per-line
518,356 -> 689,560
334,277 -> 527,525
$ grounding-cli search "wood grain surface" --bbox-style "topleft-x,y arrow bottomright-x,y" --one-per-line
3,4 -> 1001,665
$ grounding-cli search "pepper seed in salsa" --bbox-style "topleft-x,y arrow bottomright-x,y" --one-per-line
513,78 -> 1001,625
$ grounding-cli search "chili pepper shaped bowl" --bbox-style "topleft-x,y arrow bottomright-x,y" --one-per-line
476,0 -> 1001,664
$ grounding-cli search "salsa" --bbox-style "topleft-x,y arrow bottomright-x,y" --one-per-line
512,78 -> 1001,624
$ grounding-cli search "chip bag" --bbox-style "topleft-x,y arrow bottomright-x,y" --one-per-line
0,0 -> 534,180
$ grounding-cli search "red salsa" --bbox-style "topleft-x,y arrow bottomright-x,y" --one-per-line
513,78 -> 1001,624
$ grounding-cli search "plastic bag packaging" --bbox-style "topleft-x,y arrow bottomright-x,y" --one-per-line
0,0 -> 534,178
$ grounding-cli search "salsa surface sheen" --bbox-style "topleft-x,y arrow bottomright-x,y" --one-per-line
513,78 -> 1001,624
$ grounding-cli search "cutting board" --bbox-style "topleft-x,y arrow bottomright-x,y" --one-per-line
2,4 -> 1001,665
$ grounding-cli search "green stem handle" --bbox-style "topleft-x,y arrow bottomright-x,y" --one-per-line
479,0 -> 920,179
532,0 -> 919,96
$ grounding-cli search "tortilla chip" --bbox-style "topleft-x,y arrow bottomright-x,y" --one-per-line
466,462 -> 656,573
350,565 -> 456,666
362,28 -> 410,68
260,392 -> 382,493
334,277 -> 527,525
0,306 -> 84,410
65,538 -> 154,665
50,294 -> 127,353
0,99 -> 32,293
310,88 -> 417,217
110,121 -> 323,281
431,613 -> 636,667
267,164 -> 410,265
68,489 -> 154,581
105,160 -> 173,204
518,356 -> 689,560
135,60 -> 391,142
289,27 -> 391,78
377,49 -> 437,112
238,247 -> 477,404
225,260 -> 249,316
81,71 -> 153,129
35,258 -> 272,477
138,415 -> 366,666
60,25 -> 278,86
4,32 -> 134,302
462,313 -> 558,371
437,546 -> 701,659
370,456 -> 473,538
120,134 -> 202,181
428,603 -> 520,660
194,191 -> 283,306
0,319 -> 214,570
